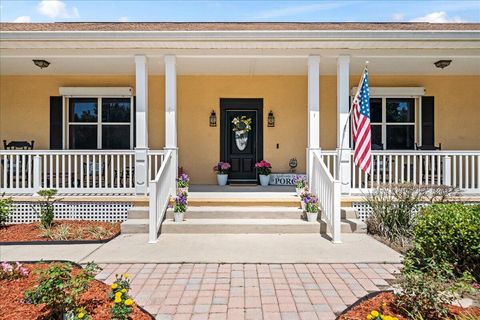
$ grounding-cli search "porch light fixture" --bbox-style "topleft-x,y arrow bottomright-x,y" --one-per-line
209,110 -> 217,127
267,110 -> 275,127
32,59 -> 50,69
434,59 -> 452,69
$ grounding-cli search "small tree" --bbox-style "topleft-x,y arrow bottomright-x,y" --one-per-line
36,189 -> 58,229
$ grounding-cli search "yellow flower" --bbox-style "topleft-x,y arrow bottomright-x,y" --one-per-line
371,311 -> 379,317
124,273 -> 129,278
115,292 -> 122,298
124,298 -> 134,306
367,315 -> 373,320
77,313 -> 85,319
111,283 -> 118,289
115,297 -> 122,304
121,288 -> 127,293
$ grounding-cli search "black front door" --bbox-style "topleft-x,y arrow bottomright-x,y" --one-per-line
220,98 -> 263,183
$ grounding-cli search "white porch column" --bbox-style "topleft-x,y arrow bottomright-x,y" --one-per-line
336,55 -> 351,194
134,55 -> 149,195
164,55 -> 178,182
307,55 -> 321,186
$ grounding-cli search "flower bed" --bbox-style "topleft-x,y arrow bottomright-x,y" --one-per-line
0,220 -> 120,244
338,291 -> 480,320
0,262 -> 152,320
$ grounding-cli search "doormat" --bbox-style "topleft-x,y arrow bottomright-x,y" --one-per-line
228,183 -> 258,187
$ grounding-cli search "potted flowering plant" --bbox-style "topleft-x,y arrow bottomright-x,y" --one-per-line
303,194 -> 319,222
213,162 -> 231,186
173,191 -> 188,222
177,173 -> 190,194
255,160 -> 272,186
299,189 -> 310,211
293,175 -> 307,196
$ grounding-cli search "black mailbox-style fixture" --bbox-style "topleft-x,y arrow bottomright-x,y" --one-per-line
267,110 -> 275,127
209,110 -> 217,127
434,59 -> 452,69
33,59 -> 50,69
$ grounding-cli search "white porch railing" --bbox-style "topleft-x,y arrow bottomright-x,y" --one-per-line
310,149 -> 342,243
319,150 -> 480,195
148,149 -> 176,243
0,150 -> 165,194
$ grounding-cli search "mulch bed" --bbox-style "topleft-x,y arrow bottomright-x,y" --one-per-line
0,220 -> 120,243
338,291 -> 480,320
0,263 -> 152,320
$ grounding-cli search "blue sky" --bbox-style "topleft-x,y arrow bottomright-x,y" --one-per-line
1,1 -> 479,23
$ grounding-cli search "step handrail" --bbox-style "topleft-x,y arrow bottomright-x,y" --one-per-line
310,150 -> 342,243
148,149 -> 176,243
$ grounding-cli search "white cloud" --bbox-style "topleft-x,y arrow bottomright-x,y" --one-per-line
119,16 -> 129,22
13,16 -> 31,23
38,0 -> 79,19
392,13 -> 404,22
410,11 -> 465,23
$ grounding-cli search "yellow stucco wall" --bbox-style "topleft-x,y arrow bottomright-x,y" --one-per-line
1,74 -> 479,184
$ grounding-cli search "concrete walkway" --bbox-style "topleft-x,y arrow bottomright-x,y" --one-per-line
96,262 -> 402,320
0,234 -> 402,264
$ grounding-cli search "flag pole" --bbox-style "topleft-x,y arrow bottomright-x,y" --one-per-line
337,62 -> 369,181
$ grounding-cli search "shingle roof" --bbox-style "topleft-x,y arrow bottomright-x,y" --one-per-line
1,22 -> 479,32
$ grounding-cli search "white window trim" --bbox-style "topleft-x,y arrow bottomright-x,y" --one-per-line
370,96 -> 418,150
64,96 -> 134,150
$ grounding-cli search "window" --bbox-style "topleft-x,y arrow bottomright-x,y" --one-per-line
68,97 -> 133,149
369,97 -> 416,150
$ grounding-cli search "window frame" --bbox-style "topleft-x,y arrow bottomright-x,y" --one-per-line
370,96 -> 418,150
65,96 -> 134,150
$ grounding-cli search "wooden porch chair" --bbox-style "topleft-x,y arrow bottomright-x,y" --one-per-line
415,143 -> 442,184
1,140 -> 35,187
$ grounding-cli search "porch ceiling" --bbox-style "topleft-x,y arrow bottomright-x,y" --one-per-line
1,48 -> 479,76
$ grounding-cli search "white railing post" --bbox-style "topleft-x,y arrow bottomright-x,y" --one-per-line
135,148 -> 149,195
337,54 -> 351,195
443,155 -> 452,186
148,180 -> 158,243
165,147 -> 178,194
337,148 -> 351,195
33,155 -> 42,193
332,180 -> 342,244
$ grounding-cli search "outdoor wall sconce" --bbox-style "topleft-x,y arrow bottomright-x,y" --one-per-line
267,110 -> 275,127
209,110 -> 217,127
32,59 -> 50,69
434,59 -> 452,69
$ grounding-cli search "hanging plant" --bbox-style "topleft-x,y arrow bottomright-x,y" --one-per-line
231,116 -> 252,135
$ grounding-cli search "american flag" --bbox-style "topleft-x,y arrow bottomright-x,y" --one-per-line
352,68 -> 372,174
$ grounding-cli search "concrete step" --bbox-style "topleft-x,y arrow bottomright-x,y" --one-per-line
186,198 -> 300,207
319,218 -> 367,234
341,207 -> 358,219
121,219 -> 149,234
165,206 -> 303,220
161,218 -> 321,234
127,206 -> 149,219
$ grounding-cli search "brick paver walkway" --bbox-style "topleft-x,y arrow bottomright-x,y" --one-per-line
96,263 -> 401,320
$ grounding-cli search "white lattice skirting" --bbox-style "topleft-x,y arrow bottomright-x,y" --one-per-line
8,202 -> 133,224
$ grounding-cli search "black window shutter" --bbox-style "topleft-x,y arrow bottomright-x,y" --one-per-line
50,96 -> 63,149
421,96 -> 435,146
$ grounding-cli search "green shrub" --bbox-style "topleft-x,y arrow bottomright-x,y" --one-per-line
365,183 -> 427,247
0,193 -> 13,227
36,189 -> 58,229
24,262 -> 99,319
395,260 -> 475,320
408,204 -> 480,281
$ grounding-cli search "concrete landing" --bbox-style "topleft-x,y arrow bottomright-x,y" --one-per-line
82,233 -> 401,264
